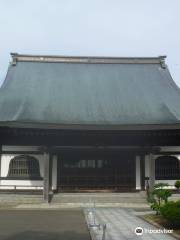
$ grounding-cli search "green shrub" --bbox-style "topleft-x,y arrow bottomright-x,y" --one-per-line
160,200 -> 180,228
154,183 -> 169,189
153,188 -> 171,203
147,192 -> 155,203
150,183 -> 172,215
175,180 -> 180,190
151,201 -> 161,215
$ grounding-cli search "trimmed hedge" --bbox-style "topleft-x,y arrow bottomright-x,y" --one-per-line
160,200 -> 180,228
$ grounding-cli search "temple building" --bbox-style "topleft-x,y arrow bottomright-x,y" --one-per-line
0,53 -> 180,201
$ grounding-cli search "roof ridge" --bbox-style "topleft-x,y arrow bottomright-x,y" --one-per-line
10,53 -> 167,67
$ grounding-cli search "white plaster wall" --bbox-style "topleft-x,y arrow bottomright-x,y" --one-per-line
154,153 -> 180,188
155,180 -> 177,189
1,154 -> 12,177
52,155 -> 57,190
160,146 -> 180,152
136,155 -> 141,190
145,153 -> 180,188
38,156 -> 45,178
0,153 -> 44,189
0,151 -> 59,191
0,180 -> 43,190
154,154 -> 180,159
1,154 -> 44,178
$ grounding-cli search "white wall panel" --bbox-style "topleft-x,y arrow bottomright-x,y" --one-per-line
136,156 -> 141,190
0,152 -> 44,189
52,155 -> 57,190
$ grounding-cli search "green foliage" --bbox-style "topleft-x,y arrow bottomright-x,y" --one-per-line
175,180 -> 180,189
160,201 -> 180,228
151,201 -> 161,215
150,183 -> 172,215
147,192 -> 155,203
154,183 -> 169,188
153,188 -> 172,203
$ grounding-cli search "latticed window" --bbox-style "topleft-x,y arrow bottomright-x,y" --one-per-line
155,156 -> 180,180
63,159 -> 112,168
8,155 -> 41,179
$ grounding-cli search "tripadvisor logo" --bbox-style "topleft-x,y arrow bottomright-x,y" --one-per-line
135,227 -> 173,235
135,227 -> 143,235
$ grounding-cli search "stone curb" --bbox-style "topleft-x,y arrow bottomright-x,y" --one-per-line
14,202 -> 150,209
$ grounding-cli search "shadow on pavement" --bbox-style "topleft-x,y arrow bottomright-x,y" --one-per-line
0,210 -> 90,240
3,230 -> 90,240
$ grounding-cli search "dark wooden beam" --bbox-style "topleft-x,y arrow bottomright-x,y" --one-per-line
149,154 -> 155,191
1,127 -> 180,146
140,155 -> 145,190
49,154 -> 53,192
0,145 -> 2,177
1,151 -> 43,155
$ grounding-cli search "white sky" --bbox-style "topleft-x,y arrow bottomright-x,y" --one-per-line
0,0 -> 180,86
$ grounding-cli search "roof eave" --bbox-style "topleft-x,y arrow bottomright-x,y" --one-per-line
0,121 -> 180,131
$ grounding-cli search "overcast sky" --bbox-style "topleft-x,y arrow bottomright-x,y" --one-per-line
0,0 -> 180,86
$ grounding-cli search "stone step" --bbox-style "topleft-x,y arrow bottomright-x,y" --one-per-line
0,192 -> 150,205
16,202 -> 150,209
0,194 -> 43,204
52,192 -> 147,204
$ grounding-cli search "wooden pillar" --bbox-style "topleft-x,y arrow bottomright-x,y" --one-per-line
43,151 -> 50,202
149,153 -> 155,191
140,155 -> 145,190
49,154 -> 53,191
0,145 -> 2,177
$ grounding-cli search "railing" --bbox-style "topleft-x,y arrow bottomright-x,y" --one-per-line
102,224 -> 107,240
87,202 -> 107,240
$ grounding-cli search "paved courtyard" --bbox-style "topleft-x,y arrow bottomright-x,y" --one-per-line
85,208 -> 176,240
0,210 -> 90,240
0,207 -> 178,240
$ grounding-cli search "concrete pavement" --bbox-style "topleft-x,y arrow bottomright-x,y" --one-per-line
85,208 -> 176,240
0,210 -> 90,240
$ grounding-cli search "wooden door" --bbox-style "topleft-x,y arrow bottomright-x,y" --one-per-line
57,153 -> 135,191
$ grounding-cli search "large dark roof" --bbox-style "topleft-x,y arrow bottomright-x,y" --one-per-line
0,53 -> 180,130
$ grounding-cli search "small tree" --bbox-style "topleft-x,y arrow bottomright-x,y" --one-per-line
174,180 -> 180,193
150,183 -> 172,215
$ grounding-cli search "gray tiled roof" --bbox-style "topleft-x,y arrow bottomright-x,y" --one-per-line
0,54 -> 180,129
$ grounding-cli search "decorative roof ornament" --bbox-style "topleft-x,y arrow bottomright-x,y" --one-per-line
11,52 -> 18,66
159,56 -> 167,69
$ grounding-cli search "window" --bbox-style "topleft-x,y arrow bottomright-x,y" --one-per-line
62,159 -> 111,168
8,155 -> 41,179
155,156 -> 180,180
63,159 -> 96,168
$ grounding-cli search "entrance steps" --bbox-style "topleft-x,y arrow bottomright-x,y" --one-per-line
14,192 -> 149,209
0,192 -> 150,209
52,192 -> 147,205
